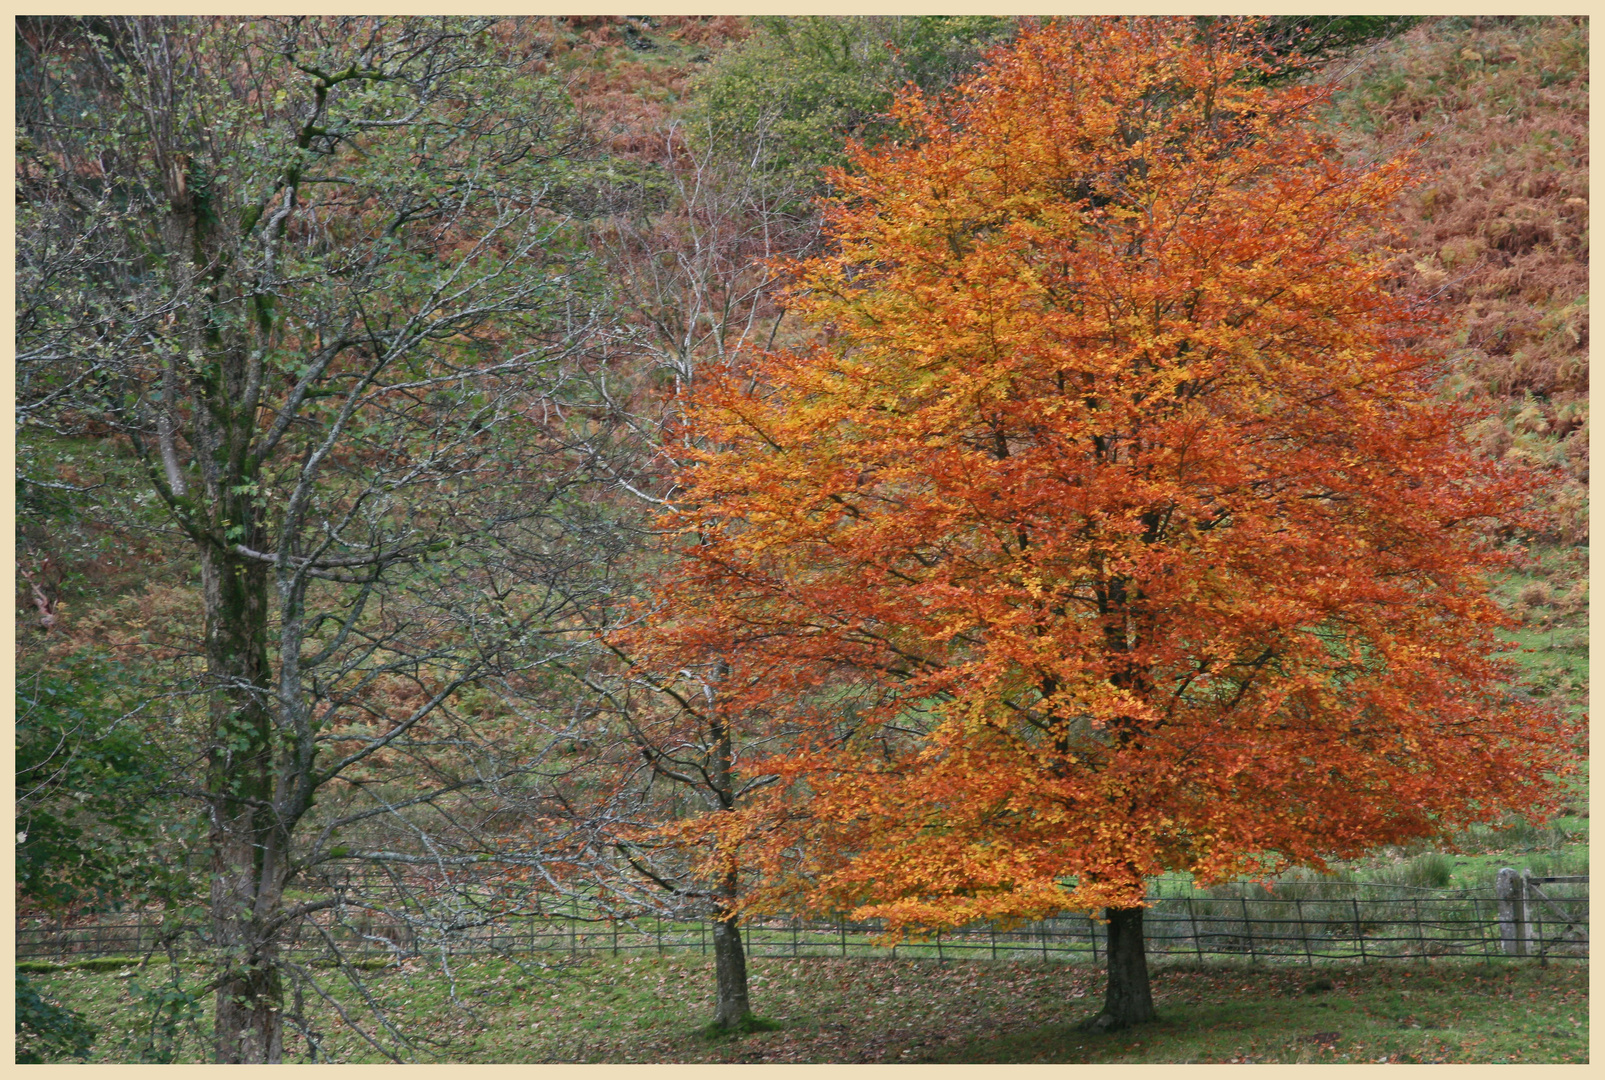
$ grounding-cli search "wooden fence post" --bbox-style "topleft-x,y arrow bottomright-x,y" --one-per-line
1472,896 -> 1492,963
1496,867 -> 1524,956
1352,899 -> 1367,961
1241,897 -> 1256,962
1522,870 -> 1539,961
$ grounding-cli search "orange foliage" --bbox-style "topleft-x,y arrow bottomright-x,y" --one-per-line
631,19 -> 1575,930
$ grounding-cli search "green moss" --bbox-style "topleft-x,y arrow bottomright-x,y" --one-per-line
698,1014 -> 785,1040
72,956 -> 143,972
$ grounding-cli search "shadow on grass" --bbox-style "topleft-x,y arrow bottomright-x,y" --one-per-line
914,1015 -> 1183,1064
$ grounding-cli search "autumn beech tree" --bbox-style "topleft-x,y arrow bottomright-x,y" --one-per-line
634,18 -> 1575,1032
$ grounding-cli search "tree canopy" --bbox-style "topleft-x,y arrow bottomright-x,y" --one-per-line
634,17 -> 1575,1030
691,16 -> 1014,198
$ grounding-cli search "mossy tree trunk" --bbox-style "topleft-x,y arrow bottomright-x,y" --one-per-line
199,497 -> 289,1060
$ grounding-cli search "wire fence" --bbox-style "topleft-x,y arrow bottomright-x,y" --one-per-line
19,874 -> 1587,968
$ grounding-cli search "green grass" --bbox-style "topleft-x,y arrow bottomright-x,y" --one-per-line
1133,799 -> 1588,903
19,804 -> 1590,1064
1492,544 -> 1589,722
912,960 -> 1587,1064
699,1014 -> 785,1040
23,951 -> 1586,1063
1320,807 -> 1589,894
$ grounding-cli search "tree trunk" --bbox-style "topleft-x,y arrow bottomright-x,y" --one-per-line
704,660 -> 754,1032
710,913 -> 753,1030
1086,905 -> 1156,1031
215,958 -> 284,1063
202,540 -> 285,1062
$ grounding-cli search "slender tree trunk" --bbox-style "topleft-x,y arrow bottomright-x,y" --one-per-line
1086,906 -> 1156,1031
701,658 -> 756,1031
710,908 -> 753,1030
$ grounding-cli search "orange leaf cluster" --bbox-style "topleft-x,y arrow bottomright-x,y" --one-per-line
631,19 -> 1573,931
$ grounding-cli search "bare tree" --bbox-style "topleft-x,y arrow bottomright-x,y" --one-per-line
16,15 -> 626,1061
478,115 -> 822,1032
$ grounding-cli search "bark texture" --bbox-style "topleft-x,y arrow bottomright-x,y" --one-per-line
1087,905 -> 1156,1031
707,661 -> 754,1030
710,915 -> 754,1029
214,961 -> 284,1063
202,510 -> 286,1061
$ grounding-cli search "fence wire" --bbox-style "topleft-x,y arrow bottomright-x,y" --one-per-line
19,879 -> 1587,966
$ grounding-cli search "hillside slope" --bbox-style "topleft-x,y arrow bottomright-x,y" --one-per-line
1324,16 -> 1587,713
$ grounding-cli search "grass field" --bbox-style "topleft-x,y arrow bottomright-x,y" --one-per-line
19,807 -> 1589,1064
22,950 -> 1586,1064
